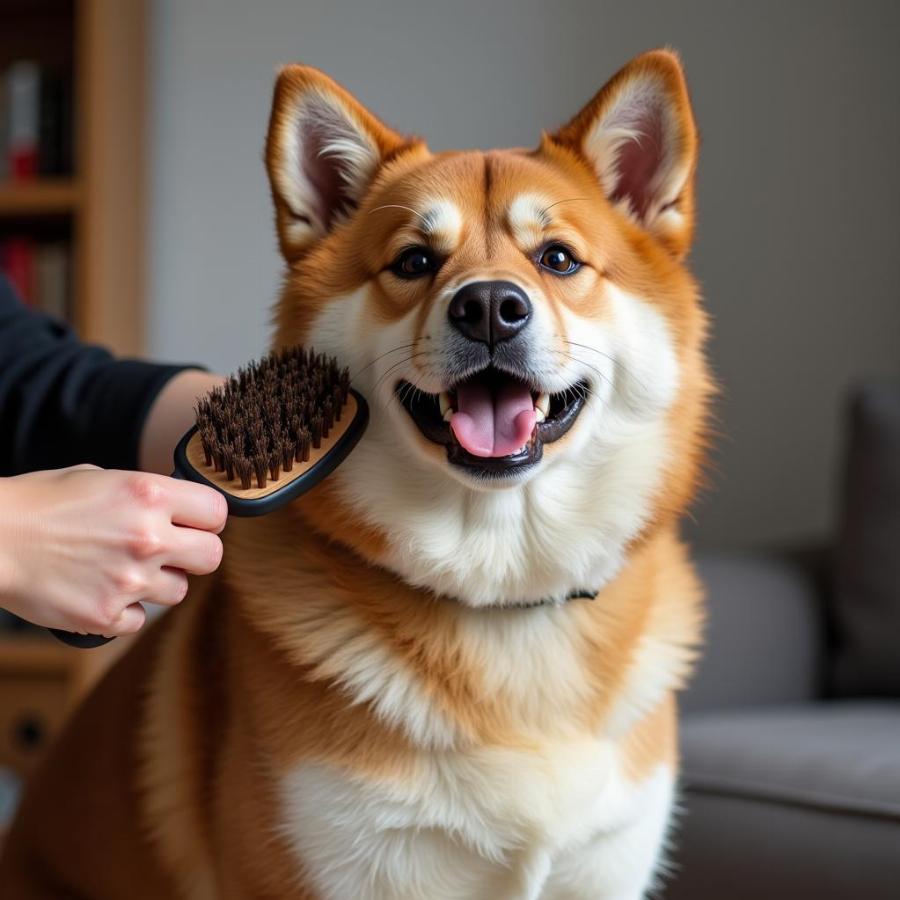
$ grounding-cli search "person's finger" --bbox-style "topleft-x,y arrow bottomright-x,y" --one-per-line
144,567 -> 189,607
163,526 -> 224,576
166,480 -> 228,532
107,601 -> 146,636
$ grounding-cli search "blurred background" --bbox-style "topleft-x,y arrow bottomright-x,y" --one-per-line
1,2 -> 898,895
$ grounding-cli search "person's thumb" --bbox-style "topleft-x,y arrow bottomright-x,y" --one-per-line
107,601 -> 146,636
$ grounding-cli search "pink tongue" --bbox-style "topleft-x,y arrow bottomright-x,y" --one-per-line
450,380 -> 537,458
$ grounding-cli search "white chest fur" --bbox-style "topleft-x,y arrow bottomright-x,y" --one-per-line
278,742 -> 674,900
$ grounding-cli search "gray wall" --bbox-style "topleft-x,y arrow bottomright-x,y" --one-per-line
147,0 -> 900,549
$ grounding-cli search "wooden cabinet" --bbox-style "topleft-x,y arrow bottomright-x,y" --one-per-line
0,643 -> 71,778
0,635 -> 134,783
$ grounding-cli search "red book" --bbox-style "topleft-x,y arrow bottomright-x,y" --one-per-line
10,146 -> 39,179
3,237 -> 35,305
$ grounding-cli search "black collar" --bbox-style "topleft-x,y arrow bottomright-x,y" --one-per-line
503,587 -> 597,610
439,587 -> 597,611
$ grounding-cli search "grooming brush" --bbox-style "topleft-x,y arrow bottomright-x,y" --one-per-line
51,346 -> 369,648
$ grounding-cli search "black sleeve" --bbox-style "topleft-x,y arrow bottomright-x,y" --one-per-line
0,274 -> 203,476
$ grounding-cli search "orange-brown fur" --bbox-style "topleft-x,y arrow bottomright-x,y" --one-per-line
1,49 -> 711,899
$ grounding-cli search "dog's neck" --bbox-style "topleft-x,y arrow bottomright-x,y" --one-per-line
223,510 -> 698,750
297,494 -> 601,610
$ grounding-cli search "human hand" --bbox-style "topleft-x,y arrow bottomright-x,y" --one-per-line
0,466 -> 227,636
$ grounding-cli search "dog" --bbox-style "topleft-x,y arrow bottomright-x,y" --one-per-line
1,49 -> 711,899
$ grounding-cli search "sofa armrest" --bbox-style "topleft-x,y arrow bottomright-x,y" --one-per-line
681,551 -> 828,715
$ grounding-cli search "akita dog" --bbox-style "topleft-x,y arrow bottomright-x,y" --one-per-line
1,49 -> 711,899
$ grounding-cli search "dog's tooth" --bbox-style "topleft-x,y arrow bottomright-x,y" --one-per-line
439,391 -> 452,417
443,408 -> 454,422
534,407 -> 546,423
536,393 -> 550,416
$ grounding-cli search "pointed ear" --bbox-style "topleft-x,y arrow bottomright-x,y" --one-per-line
265,66 -> 409,257
550,50 -> 698,258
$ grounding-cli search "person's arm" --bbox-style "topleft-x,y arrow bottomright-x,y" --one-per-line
0,274 -> 219,476
0,274 -> 227,634
139,370 -> 224,474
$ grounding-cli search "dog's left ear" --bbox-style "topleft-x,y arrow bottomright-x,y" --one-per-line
266,65 -> 410,258
550,50 -> 698,258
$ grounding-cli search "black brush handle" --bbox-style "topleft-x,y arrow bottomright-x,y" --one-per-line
48,469 -> 188,649
49,629 -> 115,648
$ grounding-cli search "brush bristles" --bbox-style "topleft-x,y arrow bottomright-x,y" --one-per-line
195,346 -> 351,490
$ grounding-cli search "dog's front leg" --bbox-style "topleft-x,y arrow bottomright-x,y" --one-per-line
539,768 -> 675,900
490,844 -> 553,900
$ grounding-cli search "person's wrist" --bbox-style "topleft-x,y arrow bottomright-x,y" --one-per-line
139,370 -> 225,474
0,478 -> 22,604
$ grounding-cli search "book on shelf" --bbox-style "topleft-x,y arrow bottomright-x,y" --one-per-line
0,60 -> 73,183
34,241 -> 69,319
0,238 -> 70,318
0,236 -> 33,303
7,61 -> 39,180
0,72 -> 8,183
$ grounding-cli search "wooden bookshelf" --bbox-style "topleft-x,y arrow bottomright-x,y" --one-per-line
0,177 -> 81,214
0,0 -> 148,785
0,0 -> 146,354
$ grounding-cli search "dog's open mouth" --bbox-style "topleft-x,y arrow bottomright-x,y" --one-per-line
396,367 -> 588,475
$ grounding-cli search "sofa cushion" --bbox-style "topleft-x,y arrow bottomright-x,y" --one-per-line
681,702 -> 900,818
833,382 -> 900,696
666,790 -> 900,900
684,553 -> 825,714
666,703 -> 900,899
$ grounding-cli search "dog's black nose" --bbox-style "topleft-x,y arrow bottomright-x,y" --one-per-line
448,281 -> 532,347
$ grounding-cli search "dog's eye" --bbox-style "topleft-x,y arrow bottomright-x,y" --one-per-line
392,247 -> 438,279
539,245 -> 580,275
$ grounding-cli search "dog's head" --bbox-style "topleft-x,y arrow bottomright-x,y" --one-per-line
265,50 -> 710,607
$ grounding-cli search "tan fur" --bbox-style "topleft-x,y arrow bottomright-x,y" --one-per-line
0,49 -> 711,899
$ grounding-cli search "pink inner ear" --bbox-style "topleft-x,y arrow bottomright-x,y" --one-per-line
608,104 -> 666,221
300,114 -> 359,231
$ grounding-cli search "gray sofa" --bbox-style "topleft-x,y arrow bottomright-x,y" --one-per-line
667,383 -> 900,899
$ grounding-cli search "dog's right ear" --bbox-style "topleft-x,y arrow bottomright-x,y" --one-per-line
266,66 -> 409,258
549,50 -> 698,260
